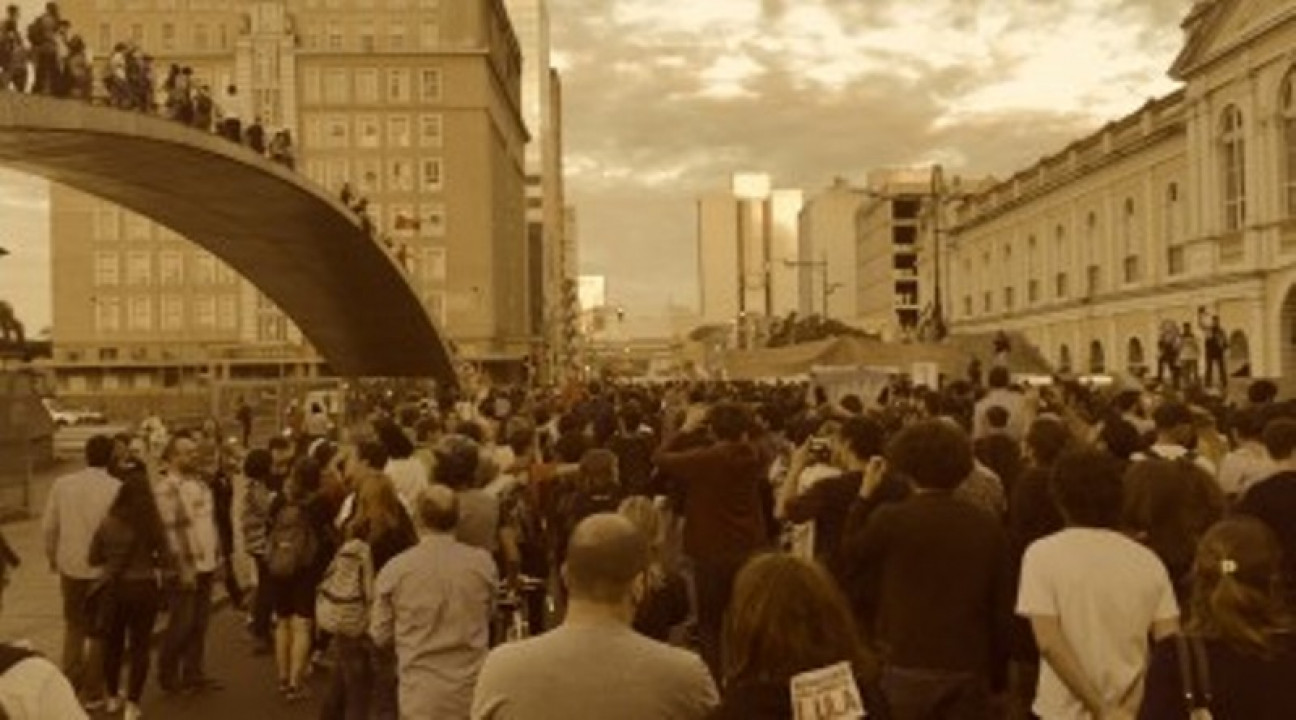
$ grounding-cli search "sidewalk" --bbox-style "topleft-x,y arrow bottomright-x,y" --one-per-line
0,460 -> 74,657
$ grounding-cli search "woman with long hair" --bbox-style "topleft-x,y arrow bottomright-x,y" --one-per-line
267,457 -> 334,701
320,473 -> 417,720
714,553 -> 890,719
89,478 -> 174,720
618,496 -> 688,642
1139,517 -> 1296,718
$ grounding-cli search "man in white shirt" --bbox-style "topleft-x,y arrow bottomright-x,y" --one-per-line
377,420 -> 429,521
1017,449 -> 1179,720
1216,406 -> 1273,500
0,530 -> 87,720
41,434 -> 121,706
473,513 -> 718,720
1131,400 -> 1216,476
973,367 -> 1026,441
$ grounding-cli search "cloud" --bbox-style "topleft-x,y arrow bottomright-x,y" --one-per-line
550,0 -> 1190,330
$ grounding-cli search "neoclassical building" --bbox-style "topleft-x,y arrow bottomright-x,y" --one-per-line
946,0 -> 1296,381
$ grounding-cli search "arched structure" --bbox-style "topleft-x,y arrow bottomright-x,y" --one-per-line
1227,330 -> 1250,377
1089,340 -> 1106,374
0,94 -> 456,382
1058,343 -> 1072,373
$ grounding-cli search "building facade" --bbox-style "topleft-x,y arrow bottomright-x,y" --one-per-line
946,0 -> 1296,380
697,173 -> 805,327
798,177 -> 867,321
854,169 -> 929,339
50,0 -> 528,398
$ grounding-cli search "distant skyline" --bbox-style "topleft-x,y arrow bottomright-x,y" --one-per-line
0,0 -> 1191,336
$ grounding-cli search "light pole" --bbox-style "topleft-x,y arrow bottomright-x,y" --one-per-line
929,164 -> 948,341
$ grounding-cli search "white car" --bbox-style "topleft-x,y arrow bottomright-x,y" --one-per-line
42,399 -> 108,427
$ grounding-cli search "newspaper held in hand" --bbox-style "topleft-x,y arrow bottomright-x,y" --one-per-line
790,661 -> 866,720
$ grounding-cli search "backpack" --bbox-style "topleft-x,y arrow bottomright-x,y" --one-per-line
266,502 -> 318,579
315,539 -> 374,637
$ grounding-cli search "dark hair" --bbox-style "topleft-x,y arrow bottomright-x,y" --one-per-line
723,553 -> 878,687
987,366 -> 1011,389
161,430 -> 194,461
289,457 -> 323,500
242,448 -> 272,480
985,405 -> 1010,430
886,420 -> 973,490
1262,417 -> 1296,462
1123,460 -> 1224,580
268,436 -> 292,453
455,421 -> 485,443
840,395 -> 864,415
108,478 -> 168,557
374,420 -> 414,460
1050,448 -> 1124,528
1190,518 -> 1295,656
838,416 -> 885,461
1248,379 -> 1279,405
708,402 -> 751,442
1113,389 -> 1142,414
1153,401 -> 1194,431
1231,407 -> 1265,441
85,434 -> 115,468
1098,417 -> 1143,461
1025,417 -> 1071,467
355,440 -> 389,471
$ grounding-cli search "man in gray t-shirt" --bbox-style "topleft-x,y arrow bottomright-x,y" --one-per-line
472,514 -> 717,720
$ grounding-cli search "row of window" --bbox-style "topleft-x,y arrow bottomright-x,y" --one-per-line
93,251 -> 238,287
94,20 -> 232,56
298,0 -> 442,10
301,113 -> 443,150
92,294 -> 239,333
298,18 -> 442,54
301,68 -> 443,106
301,157 -> 445,197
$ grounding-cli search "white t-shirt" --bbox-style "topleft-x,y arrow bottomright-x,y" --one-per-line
1017,528 -> 1179,720
385,458 -> 429,520
0,656 -> 87,720
1216,444 -> 1273,498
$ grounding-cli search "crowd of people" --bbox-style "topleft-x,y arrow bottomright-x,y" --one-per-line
18,366 -> 1296,719
1,3 -> 297,168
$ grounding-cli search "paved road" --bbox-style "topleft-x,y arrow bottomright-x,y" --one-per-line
131,608 -> 326,720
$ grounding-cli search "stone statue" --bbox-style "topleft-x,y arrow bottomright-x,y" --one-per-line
0,300 -> 25,346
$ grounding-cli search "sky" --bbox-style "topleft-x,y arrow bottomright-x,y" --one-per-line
550,0 -> 1191,329
0,0 -> 1193,336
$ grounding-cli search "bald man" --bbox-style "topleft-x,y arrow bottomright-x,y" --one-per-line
472,514 -> 717,720
370,484 -> 497,720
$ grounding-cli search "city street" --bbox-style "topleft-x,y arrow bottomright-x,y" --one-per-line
136,609 -> 323,719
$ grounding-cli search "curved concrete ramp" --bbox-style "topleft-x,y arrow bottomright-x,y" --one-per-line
0,93 -> 457,384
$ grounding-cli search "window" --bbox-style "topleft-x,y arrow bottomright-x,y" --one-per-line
1124,256 -> 1141,283
387,21 -> 407,51
418,204 -> 446,237
386,69 -> 411,103
193,22 -> 208,50
159,251 -> 183,285
214,262 -> 237,285
324,68 -> 349,104
387,115 -> 411,148
94,252 -> 120,286
302,68 -> 322,105
161,22 -> 175,50
160,295 -> 184,331
95,206 -> 120,240
98,23 -> 112,53
125,212 -> 151,241
1055,272 -> 1069,299
1127,337 -> 1146,375
1283,67 -> 1296,217
327,23 -> 344,51
962,296 -> 972,318
194,296 -> 217,329
1089,341 -> 1106,375
1220,105 -> 1246,232
1003,286 -> 1015,312
419,20 -> 440,50
357,159 -> 382,193
324,116 -> 350,147
391,205 -> 416,237
1165,183 -> 1182,245
359,22 -> 376,53
418,114 -> 443,146
357,116 -> 380,148
1122,197 -> 1138,283
420,158 -> 443,192
983,292 -> 992,313
195,253 -> 217,284
94,297 -> 121,333
1086,265 -> 1101,296
1027,279 -> 1039,304
127,296 -> 153,331
424,247 -> 446,283
419,69 -> 442,102
1168,246 -> 1186,276
388,159 -> 414,191
218,296 -> 238,329
125,251 -> 151,286
326,160 -> 350,191
129,23 -> 144,45
355,69 -> 379,103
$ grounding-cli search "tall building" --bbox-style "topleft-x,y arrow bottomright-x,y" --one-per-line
503,0 -> 573,381
946,0 -> 1296,379
798,177 -> 868,320
696,173 -> 805,326
50,0 -> 528,398
855,169 -> 929,339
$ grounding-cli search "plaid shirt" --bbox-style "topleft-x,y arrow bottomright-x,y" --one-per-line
153,472 -> 220,576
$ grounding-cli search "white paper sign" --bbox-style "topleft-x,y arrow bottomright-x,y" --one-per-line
790,662 -> 866,720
